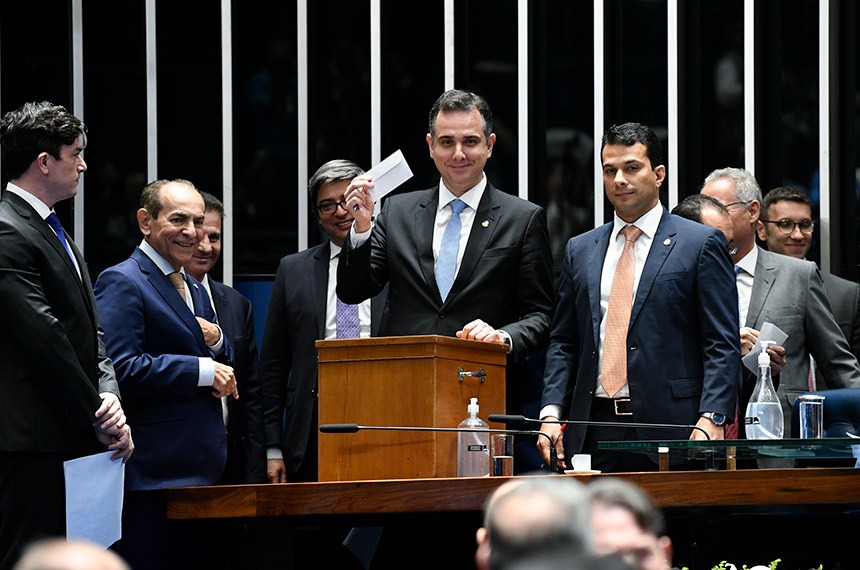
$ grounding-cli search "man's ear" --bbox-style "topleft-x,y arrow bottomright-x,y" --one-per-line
136,208 -> 152,236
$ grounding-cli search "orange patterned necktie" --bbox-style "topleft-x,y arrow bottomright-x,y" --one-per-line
601,225 -> 642,398
168,271 -> 187,302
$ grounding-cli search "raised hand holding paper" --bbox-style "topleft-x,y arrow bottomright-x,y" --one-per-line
365,149 -> 413,203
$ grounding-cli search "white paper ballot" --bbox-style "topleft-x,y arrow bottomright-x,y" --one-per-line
365,149 -> 413,203
64,450 -> 125,548
741,322 -> 789,374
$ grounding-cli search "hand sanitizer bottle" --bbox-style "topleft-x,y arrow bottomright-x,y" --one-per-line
457,397 -> 490,477
744,341 -> 784,439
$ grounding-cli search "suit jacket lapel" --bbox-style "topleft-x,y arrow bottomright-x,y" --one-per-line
588,225 -> 612,346
450,183 -> 501,302
746,247 -> 775,328
313,243 -> 330,338
630,210 -> 676,328
132,248 -> 206,347
415,188 -> 441,302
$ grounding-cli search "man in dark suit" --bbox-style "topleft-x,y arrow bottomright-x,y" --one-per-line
0,101 -> 133,570
337,89 -> 555,426
756,185 -> 860,364
701,169 -> 860,434
185,192 -> 266,484
94,179 -> 237,569
259,159 -> 387,569
538,123 -> 741,473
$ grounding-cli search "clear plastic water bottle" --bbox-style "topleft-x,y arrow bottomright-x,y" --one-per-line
457,397 -> 490,477
744,341 -> 784,440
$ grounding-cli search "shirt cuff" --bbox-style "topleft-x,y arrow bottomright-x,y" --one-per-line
496,329 -> 513,353
197,357 -> 215,387
350,224 -> 372,248
539,404 -> 563,421
267,447 -> 284,461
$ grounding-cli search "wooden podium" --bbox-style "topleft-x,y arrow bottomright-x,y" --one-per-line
315,335 -> 507,481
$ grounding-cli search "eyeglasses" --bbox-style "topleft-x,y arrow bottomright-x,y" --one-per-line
760,218 -> 815,235
316,199 -> 349,215
723,200 -> 752,210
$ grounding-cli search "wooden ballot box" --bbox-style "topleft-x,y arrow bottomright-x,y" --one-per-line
316,335 -> 507,481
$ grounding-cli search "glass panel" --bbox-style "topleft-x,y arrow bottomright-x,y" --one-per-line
679,0 -> 744,196
380,0 -> 444,194
605,0 -> 669,220
232,0 -> 298,276
458,0 -> 519,198
304,1 -> 371,249
536,0 -> 595,268
81,0 -> 147,280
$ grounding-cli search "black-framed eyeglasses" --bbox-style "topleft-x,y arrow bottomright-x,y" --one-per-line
316,199 -> 349,215
760,218 -> 815,235
723,200 -> 752,210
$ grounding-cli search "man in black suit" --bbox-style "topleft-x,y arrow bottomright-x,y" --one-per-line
337,89 -> 555,425
0,101 -> 133,570
259,159 -> 387,569
185,192 -> 266,484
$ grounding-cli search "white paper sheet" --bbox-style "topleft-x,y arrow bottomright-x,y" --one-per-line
64,450 -> 125,548
741,322 -> 789,374
365,149 -> 413,203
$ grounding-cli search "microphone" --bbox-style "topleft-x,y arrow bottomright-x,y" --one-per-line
319,423 -> 563,474
487,414 -> 711,440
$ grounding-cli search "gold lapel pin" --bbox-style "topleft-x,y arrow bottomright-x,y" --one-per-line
663,238 -> 671,246
481,220 -> 489,228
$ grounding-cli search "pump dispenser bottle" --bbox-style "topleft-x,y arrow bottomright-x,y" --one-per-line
457,397 -> 490,477
744,340 -> 784,439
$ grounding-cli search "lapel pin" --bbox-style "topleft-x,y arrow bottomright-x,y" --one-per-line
193,283 -> 199,289
481,220 -> 489,228
663,238 -> 671,246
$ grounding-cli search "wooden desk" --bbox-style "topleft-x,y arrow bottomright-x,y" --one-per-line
168,467 -> 860,520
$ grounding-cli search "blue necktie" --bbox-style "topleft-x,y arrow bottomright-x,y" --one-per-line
45,212 -> 75,263
336,298 -> 361,339
435,199 -> 467,302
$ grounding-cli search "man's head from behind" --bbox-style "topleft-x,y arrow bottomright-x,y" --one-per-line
588,478 -> 672,570
185,191 -> 224,281
475,476 -> 592,570
13,538 -> 130,570
309,159 -> 365,247
672,193 -> 736,254
700,167 -> 762,262
757,186 -> 815,259
137,179 -> 205,271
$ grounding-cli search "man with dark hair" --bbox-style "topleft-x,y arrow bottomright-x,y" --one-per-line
186,191 -> 266,484
588,477 -> 674,570
338,89 -> 555,438
538,122 -> 740,473
0,101 -> 133,570
671,193 -> 735,252
757,185 -> 860,363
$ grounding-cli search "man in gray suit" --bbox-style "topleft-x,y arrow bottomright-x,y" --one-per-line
701,168 -> 860,428
756,186 -> 860,366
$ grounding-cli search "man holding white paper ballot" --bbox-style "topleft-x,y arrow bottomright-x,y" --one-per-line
701,167 -> 860,437
337,89 -> 555,417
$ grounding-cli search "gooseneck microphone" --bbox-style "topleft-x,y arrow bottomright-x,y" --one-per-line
319,423 -> 563,474
487,414 -> 711,440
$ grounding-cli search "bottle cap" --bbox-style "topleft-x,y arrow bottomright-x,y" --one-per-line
758,340 -> 775,367
468,397 -> 479,416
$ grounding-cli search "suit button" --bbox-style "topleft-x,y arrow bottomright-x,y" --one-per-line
439,312 -> 446,319
629,345 -> 638,351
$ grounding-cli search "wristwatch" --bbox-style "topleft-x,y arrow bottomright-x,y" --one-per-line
701,412 -> 727,426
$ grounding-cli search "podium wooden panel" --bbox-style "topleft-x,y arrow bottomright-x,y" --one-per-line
315,335 -> 507,481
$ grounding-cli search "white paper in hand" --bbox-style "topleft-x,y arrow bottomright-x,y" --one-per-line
741,322 -> 789,374
64,451 -> 125,548
366,149 -> 413,203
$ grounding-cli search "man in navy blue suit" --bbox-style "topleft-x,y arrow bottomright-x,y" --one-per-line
95,179 -> 237,569
538,123 -> 741,473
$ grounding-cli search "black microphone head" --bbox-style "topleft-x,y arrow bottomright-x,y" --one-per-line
319,423 -> 360,433
488,414 -> 527,424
